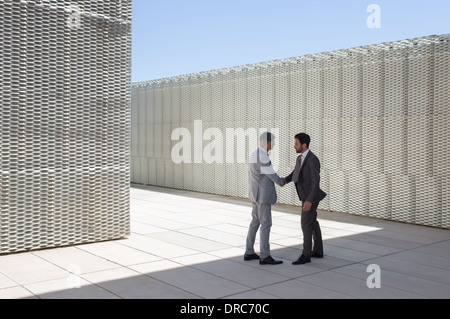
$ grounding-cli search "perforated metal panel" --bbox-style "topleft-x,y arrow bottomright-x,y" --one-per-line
348,171 -> 369,216
131,34 -> 450,229
369,173 -> 391,220
1,0 -> 132,255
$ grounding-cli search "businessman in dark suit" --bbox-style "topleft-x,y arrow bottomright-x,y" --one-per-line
284,133 -> 327,265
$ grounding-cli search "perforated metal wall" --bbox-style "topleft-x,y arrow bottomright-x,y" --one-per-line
0,0 -> 132,254
131,34 -> 449,229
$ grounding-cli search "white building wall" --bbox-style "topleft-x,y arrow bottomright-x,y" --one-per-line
0,0 -> 132,254
131,34 -> 449,229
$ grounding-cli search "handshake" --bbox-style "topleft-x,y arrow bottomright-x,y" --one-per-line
280,178 -> 288,187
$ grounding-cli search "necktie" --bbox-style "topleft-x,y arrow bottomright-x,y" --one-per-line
292,154 -> 302,183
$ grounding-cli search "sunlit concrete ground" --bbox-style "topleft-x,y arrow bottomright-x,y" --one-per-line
1,184 -> 449,299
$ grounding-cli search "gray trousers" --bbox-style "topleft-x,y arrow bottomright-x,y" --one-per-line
245,202 -> 272,259
301,201 -> 323,257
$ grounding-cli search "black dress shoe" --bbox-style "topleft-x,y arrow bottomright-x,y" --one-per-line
244,253 -> 260,261
259,256 -> 283,265
311,252 -> 324,258
292,255 -> 311,265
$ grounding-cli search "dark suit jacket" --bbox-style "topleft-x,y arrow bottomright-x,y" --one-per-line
285,150 -> 327,203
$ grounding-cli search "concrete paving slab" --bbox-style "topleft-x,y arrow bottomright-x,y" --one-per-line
0,253 -> 70,285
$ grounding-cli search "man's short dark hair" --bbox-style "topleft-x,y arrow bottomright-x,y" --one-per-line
295,133 -> 310,148
260,132 -> 275,146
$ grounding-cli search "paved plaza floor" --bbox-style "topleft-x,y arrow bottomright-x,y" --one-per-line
1,184 -> 449,299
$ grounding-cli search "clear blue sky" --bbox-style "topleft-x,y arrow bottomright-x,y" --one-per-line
131,0 -> 449,83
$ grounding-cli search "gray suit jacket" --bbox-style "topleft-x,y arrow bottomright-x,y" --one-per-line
248,147 -> 284,204
286,150 -> 327,203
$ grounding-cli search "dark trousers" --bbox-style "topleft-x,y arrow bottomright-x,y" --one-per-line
301,201 -> 323,257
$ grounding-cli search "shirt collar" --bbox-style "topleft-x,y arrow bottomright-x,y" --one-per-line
259,146 -> 269,155
301,149 -> 310,159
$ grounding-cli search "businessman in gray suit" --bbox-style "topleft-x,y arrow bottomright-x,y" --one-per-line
245,132 -> 285,265
284,133 -> 327,265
